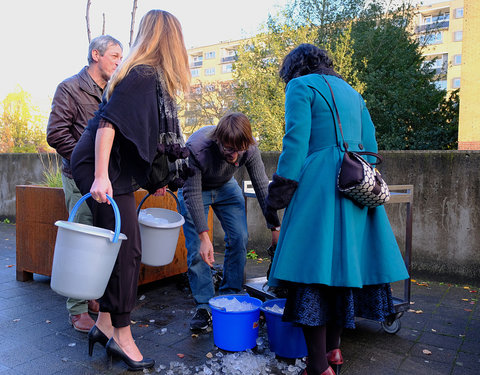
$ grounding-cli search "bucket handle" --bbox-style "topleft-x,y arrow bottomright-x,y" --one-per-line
136,189 -> 181,216
69,193 -> 122,243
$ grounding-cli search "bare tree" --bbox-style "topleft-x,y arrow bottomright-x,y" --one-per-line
179,81 -> 238,136
102,13 -> 106,35
85,0 -> 92,43
129,0 -> 138,47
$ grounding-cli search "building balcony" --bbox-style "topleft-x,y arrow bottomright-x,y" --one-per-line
221,56 -> 237,63
415,21 -> 449,33
430,67 -> 448,76
190,61 -> 203,68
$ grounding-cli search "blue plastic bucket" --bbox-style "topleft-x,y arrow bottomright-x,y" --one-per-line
209,294 -> 262,351
260,298 -> 308,358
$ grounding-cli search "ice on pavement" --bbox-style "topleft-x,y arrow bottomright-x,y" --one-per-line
209,297 -> 257,312
153,350 -> 306,374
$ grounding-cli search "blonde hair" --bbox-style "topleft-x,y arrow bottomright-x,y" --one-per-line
105,10 -> 190,100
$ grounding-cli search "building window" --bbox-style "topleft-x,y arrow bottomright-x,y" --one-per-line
452,78 -> 461,89
205,67 -> 215,76
453,54 -> 462,65
434,80 -> 447,90
422,13 -> 449,25
419,32 -> 442,45
455,8 -> 463,18
205,51 -> 216,59
222,64 -> 233,73
431,58 -> 444,69
190,55 -> 203,68
191,69 -> 199,77
453,31 -> 463,41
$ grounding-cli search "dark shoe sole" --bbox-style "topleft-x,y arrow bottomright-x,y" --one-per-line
190,324 -> 210,331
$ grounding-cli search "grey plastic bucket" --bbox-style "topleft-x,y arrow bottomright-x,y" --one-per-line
50,193 -> 126,300
137,192 -> 184,266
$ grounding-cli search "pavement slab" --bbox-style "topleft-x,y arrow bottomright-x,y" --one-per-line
0,222 -> 479,375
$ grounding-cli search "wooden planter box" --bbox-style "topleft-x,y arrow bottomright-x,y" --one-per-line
15,185 -> 211,285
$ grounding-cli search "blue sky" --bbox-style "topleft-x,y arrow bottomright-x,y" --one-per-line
0,0 -> 289,111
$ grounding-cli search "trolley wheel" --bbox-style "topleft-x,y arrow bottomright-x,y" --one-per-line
382,317 -> 401,334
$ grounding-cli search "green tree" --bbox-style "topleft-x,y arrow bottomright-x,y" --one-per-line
234,0 -> 456,150
349,3 -> 447,149
0,87 -> 49,153
234,21 -> 317,151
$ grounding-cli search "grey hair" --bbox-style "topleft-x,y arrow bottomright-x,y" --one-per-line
87,35 -> 123,64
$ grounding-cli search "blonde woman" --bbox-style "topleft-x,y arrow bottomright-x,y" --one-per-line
71,10 -> 190,371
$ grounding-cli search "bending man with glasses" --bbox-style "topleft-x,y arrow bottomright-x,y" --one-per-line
178,112 -> 281,331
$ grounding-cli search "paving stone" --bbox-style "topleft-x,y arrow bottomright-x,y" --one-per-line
409,342 -> 457,364
398,355 -> 451,374
460,339 -> 480,354
10,352 -> 73,374
455,351 -> 480,370
1,222 -> 479,375
418,331 -> 464,350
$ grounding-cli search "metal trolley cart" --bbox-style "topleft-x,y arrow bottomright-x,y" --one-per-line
243,182 -> 413,334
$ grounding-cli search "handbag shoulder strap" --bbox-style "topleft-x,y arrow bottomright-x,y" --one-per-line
321,76 -> 348,151
306,84 -> 341,150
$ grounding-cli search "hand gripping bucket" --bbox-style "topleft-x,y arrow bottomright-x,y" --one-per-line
136,191 -> 185,266
209,294 -> 262,351
260,298 -> 307,358
50,193 -> 126,300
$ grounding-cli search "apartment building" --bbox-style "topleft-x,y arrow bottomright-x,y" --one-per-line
188,39 -> 241,83
415,0 -> 479,149
414,0 -> 465,91
182,40 -> 242,135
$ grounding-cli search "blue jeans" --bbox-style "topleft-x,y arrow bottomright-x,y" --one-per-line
178,177 -> 248,310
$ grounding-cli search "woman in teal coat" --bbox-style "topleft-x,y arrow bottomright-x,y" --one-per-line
265,44 -> 409,375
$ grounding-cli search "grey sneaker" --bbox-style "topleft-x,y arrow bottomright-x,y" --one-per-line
190,308 -> 212,331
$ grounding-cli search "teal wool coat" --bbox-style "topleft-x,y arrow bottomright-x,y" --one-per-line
268,74 -> 409,288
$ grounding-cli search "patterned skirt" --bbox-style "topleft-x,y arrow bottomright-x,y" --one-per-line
282,283 -> 395,329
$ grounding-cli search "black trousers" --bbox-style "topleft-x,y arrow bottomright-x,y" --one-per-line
71,129 -> 141,328
91,193 -> 141,328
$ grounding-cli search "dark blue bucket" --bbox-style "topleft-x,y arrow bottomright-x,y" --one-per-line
260,298 -> 308,358
209,294 -> 262,351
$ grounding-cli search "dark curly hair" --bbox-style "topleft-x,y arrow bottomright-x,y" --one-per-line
279,44 -> 342,84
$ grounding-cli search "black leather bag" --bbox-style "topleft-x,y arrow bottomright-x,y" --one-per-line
337,150 -> 390,208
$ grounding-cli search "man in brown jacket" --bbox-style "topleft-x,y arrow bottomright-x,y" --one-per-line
46,35 -> 122,333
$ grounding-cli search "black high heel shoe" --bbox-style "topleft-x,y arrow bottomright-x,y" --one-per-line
105,337 -> 155,371
88,325 -> 109,356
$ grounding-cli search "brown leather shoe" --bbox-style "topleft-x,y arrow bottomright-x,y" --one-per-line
69,312 -> 95,333
88,300 -> 100,315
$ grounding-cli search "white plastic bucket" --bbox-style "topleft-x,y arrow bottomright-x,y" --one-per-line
50,193 -> 127,300
138,207 -> 184,266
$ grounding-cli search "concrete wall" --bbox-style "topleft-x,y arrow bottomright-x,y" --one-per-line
2,151 -> 479,283
0,153 -> 61,221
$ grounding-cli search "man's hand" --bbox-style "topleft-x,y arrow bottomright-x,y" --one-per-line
199,231 -> 214,267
